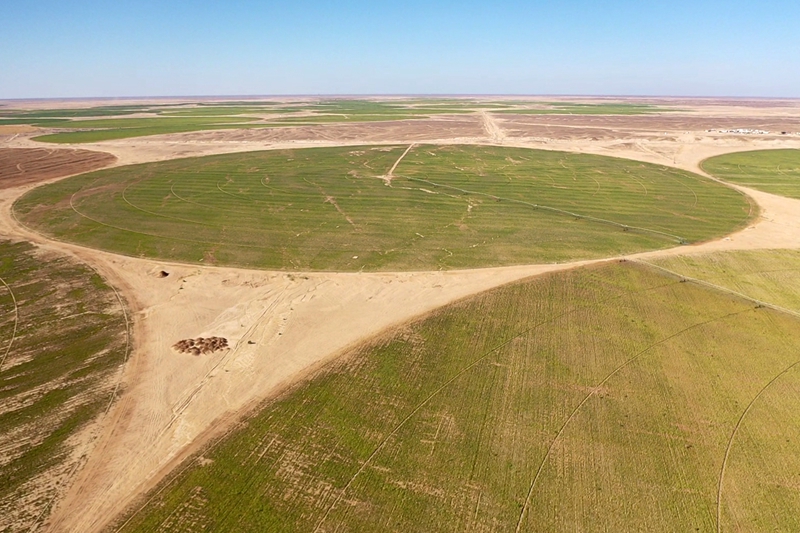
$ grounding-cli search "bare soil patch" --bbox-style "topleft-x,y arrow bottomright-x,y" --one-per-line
0,125 -> 39,134
501,114 -> 800,134
0,148 -> 116,190
171,116 -> 485,144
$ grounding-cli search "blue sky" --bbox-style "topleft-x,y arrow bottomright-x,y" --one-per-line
2,0 -> 798,98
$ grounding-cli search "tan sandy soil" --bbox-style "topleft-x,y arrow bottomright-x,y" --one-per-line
0,98 -> 799,532
0,125 -> 40,135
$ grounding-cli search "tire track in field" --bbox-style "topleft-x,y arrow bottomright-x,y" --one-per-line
312,278 -> 681,533
382,143 -> 415,186
514,306 -> 756,533
159,284 -> 289,437
635,260 -> 800,320
23,259 -> 131,533
405,176 -> 686,244
122,182 -> 218,227
67,190 -> 273,251
104,282 -> 297,533
169,183 -> 220,211
0,276 -> 19,372
716,349 -> 800,533
113,391 -> 309,533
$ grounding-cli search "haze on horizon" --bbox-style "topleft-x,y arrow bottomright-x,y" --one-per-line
2,0 -> 799,100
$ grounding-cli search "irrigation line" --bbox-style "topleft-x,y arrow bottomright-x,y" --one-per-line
404,176 -> 687,244
634,260 -> 800,320
122,182 -> 218,228
312,277 -> 682,533
215,180 -> 257,202
0,276 -> 19,372
514,306 -> 756,533
67,191 -> 274,251
169,183 -> 222,211
716,357 -> 800,533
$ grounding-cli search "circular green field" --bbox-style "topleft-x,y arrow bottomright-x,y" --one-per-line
702,149 -> 800,199
15,145 -> 753,271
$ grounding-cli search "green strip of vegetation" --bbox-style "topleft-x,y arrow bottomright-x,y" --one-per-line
114,261 -> 800,532
268,114 -> 429,123
158,107 -> 291,116
30,116 -> 268,143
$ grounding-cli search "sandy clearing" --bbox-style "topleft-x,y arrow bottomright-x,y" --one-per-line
0,99 -> 797,532
0,125 -> 40,135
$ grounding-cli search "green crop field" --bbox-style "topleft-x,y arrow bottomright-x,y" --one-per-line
113,261 -> 800,532
496,102 -> 670,115
268,114 -> 427,124
1,99 -> 483,143
650,249 -> 800,314
14,145 -> 752,271
702,149 -> 800,199
1,99 -> 677,143
28,116 -> 270,143
0,240 -> 128,531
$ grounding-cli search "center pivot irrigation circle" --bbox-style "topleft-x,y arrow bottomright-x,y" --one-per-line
15,144 -> 752,271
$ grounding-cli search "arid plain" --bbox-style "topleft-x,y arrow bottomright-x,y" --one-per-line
2,97 -> 800,532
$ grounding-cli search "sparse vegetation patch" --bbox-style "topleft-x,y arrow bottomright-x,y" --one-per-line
0,240 -> 128,531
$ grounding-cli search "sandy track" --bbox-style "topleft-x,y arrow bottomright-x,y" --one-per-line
0,101 -> 799,532
480,111 -> 506,142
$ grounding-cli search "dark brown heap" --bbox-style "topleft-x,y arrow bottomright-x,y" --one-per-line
172,336 -> 229,355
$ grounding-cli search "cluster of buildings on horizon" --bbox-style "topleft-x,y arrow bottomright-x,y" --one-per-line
706,128 -> 797,136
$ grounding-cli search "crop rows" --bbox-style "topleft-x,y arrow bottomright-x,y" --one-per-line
114,262 -> 800,532
702,149 -> 800,199
0,240 -> 129,531
14,145 -> 751,271
652,249 -> 800,315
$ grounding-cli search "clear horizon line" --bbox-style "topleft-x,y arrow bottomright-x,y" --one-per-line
2,93 -> 800,103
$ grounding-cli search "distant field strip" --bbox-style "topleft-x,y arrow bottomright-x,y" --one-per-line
113,262 -> 800,532
0,240 -> 128,532
15,145 -> 751,271
702,149 -> 800,199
